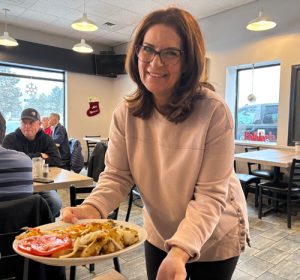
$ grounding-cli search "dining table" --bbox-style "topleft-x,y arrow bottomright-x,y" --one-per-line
82,137 -> 109,143
234,148 -> 300,182
33,167 -> 93,192
235,148 -> 300,215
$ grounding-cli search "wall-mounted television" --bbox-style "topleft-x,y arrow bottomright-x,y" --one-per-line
94,54 -> 126,78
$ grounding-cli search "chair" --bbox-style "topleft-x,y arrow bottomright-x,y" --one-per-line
85,135 -> 101,169
236,173 -> 260,207
258,159 -> 300,228
245,147 -> 274,180
87,142 -> 107,181
0,194 -> 65,280
0,230 -> 28,280
234,160 -> 260,207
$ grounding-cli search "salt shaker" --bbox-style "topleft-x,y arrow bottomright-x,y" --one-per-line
43,163 -> 49,178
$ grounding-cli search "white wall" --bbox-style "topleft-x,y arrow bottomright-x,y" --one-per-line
67,72 -> 114,158
108,0 -> 300,148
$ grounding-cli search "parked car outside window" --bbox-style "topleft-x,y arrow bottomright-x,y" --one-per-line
236,103 -> 278,142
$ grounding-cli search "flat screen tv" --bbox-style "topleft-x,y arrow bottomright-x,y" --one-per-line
95,54 -> 126,78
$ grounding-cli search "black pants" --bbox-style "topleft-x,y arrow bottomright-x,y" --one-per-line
145,241 -> 239,280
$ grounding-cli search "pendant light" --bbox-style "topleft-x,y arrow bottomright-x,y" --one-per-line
246,1 -> 276,31
72,39 -> 93,53
247,64 -> 256,103
71,0 -> 98,32
0,8 -> 18,47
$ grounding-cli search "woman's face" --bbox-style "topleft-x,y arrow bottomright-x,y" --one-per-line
138,24 -> 183,108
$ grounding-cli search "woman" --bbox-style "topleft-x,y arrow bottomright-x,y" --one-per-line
41,116 -> 52,136
62,7 -> 249,280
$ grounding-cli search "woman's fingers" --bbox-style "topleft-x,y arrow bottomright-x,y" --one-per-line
61,204 -> 101,223
61,207 -> 79,223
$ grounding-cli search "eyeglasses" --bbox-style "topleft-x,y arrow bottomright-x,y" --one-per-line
136,45 -> 184,66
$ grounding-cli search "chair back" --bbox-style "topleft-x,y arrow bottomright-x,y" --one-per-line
245,146 -> 261,173
69,138 -> 84,173
85,135 -> 101,168
0,230 -> 25,280
0,194 -> 65,280
289,159 -> 300,186
87,142 -> 108,182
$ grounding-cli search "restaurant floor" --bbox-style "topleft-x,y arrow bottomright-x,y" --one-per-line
57,188 -> 300,280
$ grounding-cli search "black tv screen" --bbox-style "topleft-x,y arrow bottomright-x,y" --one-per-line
95,54 -> 126,77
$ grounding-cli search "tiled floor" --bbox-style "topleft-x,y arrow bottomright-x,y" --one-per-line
57,189 -> 300,280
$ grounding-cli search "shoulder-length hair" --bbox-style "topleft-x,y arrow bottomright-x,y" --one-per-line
125,7 -> 214,123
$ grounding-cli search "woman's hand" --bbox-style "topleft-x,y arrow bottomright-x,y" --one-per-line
61,204 -> 100,223
156,247 -> 189,280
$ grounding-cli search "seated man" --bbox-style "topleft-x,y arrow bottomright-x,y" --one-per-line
0,112 -> 33,200
49,113 -> 70,169
2,108 -> 62,217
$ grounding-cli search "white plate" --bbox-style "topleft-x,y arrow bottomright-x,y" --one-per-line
13,219 -> 147,266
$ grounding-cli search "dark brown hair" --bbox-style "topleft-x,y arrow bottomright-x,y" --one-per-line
125,7 -> 214,123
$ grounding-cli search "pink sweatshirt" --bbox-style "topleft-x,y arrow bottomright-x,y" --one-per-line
83,88 -> 249,262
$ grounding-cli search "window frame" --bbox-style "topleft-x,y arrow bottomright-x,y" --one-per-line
234,63 -> 280,142
0,62 -> 66,128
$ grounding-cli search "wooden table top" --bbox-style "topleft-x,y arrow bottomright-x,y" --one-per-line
234,149 -> 300,168
33,167 -> 93,192
83,137 -> 109,143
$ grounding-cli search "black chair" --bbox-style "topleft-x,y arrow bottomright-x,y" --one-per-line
0,230 -> 29,280
258,158 -> 300,228
236,173 -> 260,207
245,147 -> 274,180
0,194 -> 65,280
234,160 -> 260,207
85,135 -> 101,169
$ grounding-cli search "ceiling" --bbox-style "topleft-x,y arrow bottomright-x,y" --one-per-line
0,0 -> 256,47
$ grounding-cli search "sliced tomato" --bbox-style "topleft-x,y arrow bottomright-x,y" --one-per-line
18,235 -> 72,256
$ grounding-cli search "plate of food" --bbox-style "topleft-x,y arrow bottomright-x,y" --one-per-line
13,219 -> 147,266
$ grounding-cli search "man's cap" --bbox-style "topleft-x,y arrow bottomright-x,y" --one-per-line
21,108 -> 41,121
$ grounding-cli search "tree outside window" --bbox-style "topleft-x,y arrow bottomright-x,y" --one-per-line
0,65 -> 65,134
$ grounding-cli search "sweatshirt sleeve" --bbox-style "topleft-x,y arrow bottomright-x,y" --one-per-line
165,101 -> 235,261
43,135 -> 62,167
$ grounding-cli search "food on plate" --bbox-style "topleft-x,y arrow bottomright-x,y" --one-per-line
16,220 -> 139,258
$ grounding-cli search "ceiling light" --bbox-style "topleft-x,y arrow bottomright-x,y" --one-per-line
71,0 -> 97,32
0,8 -> 18,47
246,11 -> 276,31
72,39 -> 93,53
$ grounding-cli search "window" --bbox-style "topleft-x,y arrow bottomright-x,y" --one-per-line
235,64 -> 280,142
0,64 -> 65,134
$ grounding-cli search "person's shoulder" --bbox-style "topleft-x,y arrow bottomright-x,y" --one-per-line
196,87 -> 229,111
0,146 -> 31,162
3,131 -> 16,139
113,100 -> 128,117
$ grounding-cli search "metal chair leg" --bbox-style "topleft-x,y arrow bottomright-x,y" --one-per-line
89,263 -> 95,272
113,257 -> 121,272
70,266 -> 76,280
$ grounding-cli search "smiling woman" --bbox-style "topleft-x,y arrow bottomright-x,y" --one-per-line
61,7 -> 248,280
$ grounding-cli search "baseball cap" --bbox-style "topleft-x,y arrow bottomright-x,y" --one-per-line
21,108 -> 41,121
